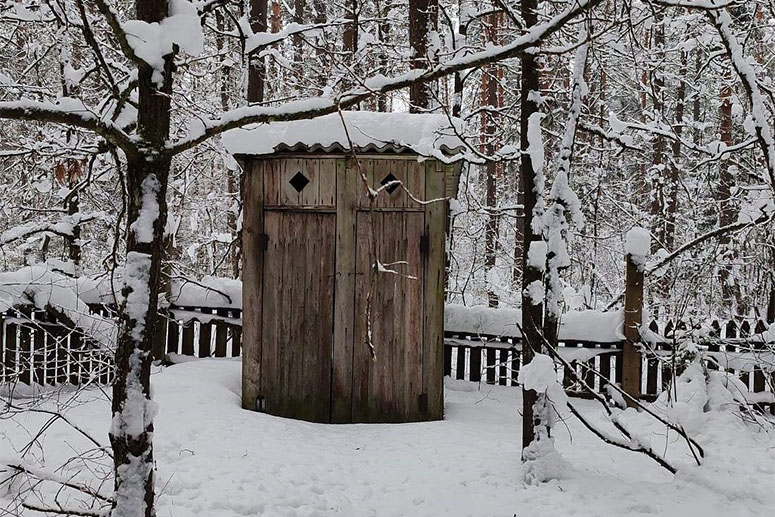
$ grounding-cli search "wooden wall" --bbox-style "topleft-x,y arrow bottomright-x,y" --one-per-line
241,154 -> 457,423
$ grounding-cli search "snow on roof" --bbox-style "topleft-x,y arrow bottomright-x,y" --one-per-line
222,111 -> 466,160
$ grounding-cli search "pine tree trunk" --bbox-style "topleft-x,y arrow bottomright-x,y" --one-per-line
482,13 -> 502,308
409,0 -> 438,111
717,66 -> 738,308
248,0 -> 268,104
649,13 -> 666,251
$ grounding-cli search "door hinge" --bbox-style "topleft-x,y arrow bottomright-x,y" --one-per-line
258,233 -> 269,251
419,233 -> 429,255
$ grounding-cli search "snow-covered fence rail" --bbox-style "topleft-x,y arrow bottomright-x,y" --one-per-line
443,304 -> 775,403
2,298 -> 773,407
162,306 -> 243,359
1,306 -> 113,387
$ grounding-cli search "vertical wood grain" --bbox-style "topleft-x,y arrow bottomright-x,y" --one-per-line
242,158 -> 264,410
332,158 -> 357,423
422,159 -> 446,419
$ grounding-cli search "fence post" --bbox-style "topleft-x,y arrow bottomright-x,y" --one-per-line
622,247 -> 645,406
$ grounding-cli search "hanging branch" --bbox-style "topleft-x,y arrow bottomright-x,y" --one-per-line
705,6 -> 775,191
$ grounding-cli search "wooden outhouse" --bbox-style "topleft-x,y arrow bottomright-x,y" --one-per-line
224,112 -> 463,424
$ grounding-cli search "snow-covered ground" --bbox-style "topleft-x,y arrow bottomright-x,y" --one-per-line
2,359 -> 773,516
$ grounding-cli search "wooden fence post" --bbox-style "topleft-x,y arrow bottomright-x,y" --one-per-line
622,250 -> 645,406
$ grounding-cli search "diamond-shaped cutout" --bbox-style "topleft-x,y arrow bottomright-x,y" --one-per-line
289,171 -> 310,193
380,173 -> 400,195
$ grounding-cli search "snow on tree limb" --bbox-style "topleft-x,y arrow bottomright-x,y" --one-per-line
0,213 -> 102,247
706,6 -> 775,192
0,99 -> 134,151
168,0 -> 603,154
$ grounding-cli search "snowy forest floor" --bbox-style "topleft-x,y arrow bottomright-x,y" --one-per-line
1,359 -> 774,517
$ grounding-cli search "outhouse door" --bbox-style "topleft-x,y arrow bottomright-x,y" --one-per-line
258,158 -> 337,423
246,155 -> 447,424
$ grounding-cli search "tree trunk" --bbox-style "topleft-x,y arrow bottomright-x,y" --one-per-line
665,50 -> 686,253
375,0 -> 390,112
343,0 -> 358,55
452,0 -> 468,118
409,0 -> 438,111
217,11 -> 240,279
520,0 -> 546,454
717,65 -> 738,308
648,13 -> 666,251
109,1 -> 175,515
312,0 -> 327,89
482,13 -> 503,308
248,0 -> 268,104
293,0 -> 304,80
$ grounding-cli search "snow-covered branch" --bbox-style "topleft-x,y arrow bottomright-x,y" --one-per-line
0,100 -> 134,151
0,213 -> 103,247
168,0 -> 604,154
706,6 -> 775,191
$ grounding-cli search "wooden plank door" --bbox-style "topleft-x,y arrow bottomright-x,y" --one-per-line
261,210 -> 336,422
351,210 -> 425,422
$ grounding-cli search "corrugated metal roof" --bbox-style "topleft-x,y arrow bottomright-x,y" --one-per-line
222,111 -> 466,160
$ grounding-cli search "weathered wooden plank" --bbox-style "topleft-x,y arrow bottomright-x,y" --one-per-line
486,347 -> 497,384
69,332 -> 83,384
351,209 -> 425,422
198,309 -> 213,358
263,159 -> 280,206
356,158 -> 375,209
582,342 -> 596,390
470,347 -> 482,383
259,210 -> 282,413
3,315 -> 16,383
332,158 -> 357,423
98,345 -> 111,384
661,348 -> 674,395
242,158 -> 264,410
262,210 -> 335,422
646,354 -> 659,396
422,159 -> 445,419
599,346 -> 612,389
405,210 -> 424,420
499,348 -> 508,386
18,310 -> 32,385
511,349 -> 520,386
373,158 -> 406,207
31,312 -> 45,385
301,158 -> 319,206
231,311 -> 242,357
352,209 -> 373,420
318,158 -> 337,206
456,345 -> 467,380
166,316 -> 179,354
562,342 -> 579,390
214,309 -> 229,357
622,254 -> 644,405
406,159 -> 425,208
48,318 -> 69,385
280,158 -> 305,205
181,322 -> 194,356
